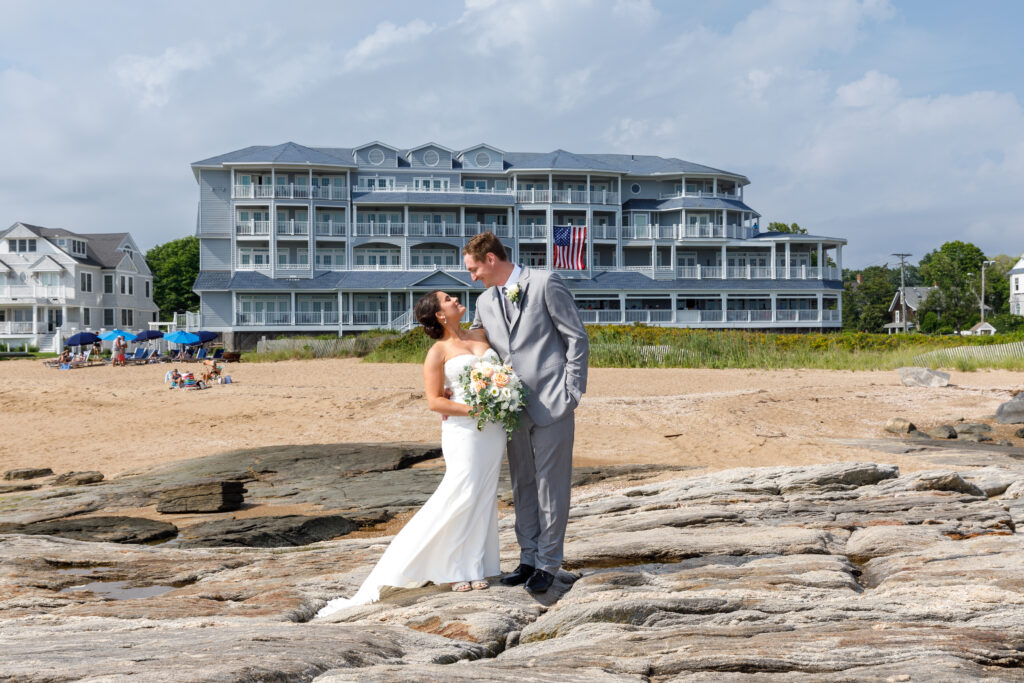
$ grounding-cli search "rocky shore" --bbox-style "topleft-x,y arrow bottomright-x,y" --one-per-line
3,433 -> 1024,680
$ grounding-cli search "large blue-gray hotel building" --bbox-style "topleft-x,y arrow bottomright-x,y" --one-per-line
191,141 -> 845,348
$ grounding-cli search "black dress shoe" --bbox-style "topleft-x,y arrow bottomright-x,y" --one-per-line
499,563 -> 535,587
525,569 -> 555,593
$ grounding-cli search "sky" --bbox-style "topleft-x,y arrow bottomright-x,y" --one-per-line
1,0 -> 1022,269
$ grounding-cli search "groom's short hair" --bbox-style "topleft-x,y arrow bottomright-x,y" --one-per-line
463,232 -> 508,262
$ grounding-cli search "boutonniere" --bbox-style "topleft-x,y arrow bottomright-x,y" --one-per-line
506,283 -> 522,304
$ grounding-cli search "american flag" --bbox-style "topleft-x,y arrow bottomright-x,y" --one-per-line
553,225 -> 586,270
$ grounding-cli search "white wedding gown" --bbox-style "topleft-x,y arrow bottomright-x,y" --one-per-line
316,351 -> 507,617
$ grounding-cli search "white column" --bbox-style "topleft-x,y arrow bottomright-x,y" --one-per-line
32,304 -> 38,334
386,290 -> 392,326
785,242 -> 791,279
61,305 -> 67,332
720,293 -> 728,320
770,243 -> 777,279
837,292 -> 843,325
548,172 -> 553,195
586,174 -> 591,203
405,205 -> 411,236
817,243 -> 823,279
230,168 -> 235,196
270,168 -> 277,279
720,244 -> 727,279
712,177 -> 717,195
770,293 -> 777,322
670,292 -> 678,323
722,209 -> 727,235
337,290 -> 344,336
836,244 -> 843,275
546,206 -> 554,269
586,205 -> 593,274
290,291 -> 296,325
458,206 -> 465,237
619,292 -> 626,323
346,171 -> 351,200
80,306 -> 86,330
349,205 -> 357,268
816,292 -> 823,322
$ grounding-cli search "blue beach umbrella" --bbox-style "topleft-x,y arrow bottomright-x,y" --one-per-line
164,330 -> 200,346
193,331 -> 218,344
133,329 -> 165,341
99,329 -> 137,341
65,332 -> 100,347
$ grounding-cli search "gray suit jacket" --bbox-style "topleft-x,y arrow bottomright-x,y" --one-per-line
472,268 -> 589,427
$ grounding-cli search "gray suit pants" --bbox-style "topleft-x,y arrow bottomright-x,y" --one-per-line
507,410 -> 574,575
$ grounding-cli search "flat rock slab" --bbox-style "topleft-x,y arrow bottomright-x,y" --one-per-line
884,417 -> 915,434
0,483 -> 41,494
53,471 -> 104,486
4,468 -> 53,481
178,514 -> 359,548
156,481 -> 246,513
898,366 -> 951,387
5,460 -> 1024,680
0,515 -> 177,544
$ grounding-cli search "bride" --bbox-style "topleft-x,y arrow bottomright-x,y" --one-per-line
316,290 -> 507,618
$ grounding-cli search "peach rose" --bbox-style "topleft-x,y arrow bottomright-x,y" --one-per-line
493,372 -> 509,388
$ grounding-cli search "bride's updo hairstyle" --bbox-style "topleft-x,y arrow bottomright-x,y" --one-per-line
415,290 -> 445,339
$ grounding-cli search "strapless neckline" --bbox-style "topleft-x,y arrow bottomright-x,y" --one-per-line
444,350 -> 497,367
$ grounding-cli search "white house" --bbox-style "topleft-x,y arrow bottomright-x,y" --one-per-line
1009,253 -> 1024,316
0,223 -> 159,351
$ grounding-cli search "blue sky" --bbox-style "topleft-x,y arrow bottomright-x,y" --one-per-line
1,0 -> 1022,269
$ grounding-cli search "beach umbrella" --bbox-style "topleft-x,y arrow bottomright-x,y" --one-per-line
134,329 -> 164,341
164,330 -> 200,345
65,332 -> 100,347
99,329 -> 137,341
194,331 -> 218,344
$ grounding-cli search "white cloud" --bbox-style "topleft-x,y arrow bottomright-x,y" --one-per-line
835,70 -> 900,108
113,43 -> 212,108
343,20 -> 435,73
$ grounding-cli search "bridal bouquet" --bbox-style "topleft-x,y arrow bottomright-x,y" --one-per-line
458,359 -> 528,435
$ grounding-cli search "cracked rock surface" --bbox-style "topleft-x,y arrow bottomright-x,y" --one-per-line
4,460 -> 1024,680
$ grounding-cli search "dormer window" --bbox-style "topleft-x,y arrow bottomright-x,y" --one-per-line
9,239 -> 36,253
72,239 -> 86,256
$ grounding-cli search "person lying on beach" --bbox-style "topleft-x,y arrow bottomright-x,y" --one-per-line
57,349 -> 72,364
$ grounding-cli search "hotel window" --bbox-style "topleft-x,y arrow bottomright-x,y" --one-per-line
9,239 -> 36,252
104,275 -> 114,294
121,309 -> 133,327
413,178 -> 449,191
80,273 -> 93,292
316,249 -> 345,269
104,309 -> 115,326
464,179 -> 487,192
411,249 -> 457,267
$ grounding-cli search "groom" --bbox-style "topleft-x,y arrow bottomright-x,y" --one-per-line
463,232 -> 589,593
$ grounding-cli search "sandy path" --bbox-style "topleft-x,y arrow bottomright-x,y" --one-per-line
1,358 -> 1020,479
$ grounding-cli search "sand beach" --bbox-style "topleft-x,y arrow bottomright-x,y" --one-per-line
2,358 -> 1020,479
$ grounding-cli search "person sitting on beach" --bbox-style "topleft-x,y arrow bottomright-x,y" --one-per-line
168,368 -> 182,388
201,360 -> 222,384
58,348 -> 72,364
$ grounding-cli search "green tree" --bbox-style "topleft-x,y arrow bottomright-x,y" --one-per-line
145,236 -> 200,321
843,265 -> 898,332
768,221 -> 807,234
918,241 -> 987,334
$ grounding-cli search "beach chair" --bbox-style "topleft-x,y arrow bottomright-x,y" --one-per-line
181,348 -> 196,362
195,348 -> 208,361
127,349 -> 152,365
68,350 -> 92,368
211,348 -> 224,360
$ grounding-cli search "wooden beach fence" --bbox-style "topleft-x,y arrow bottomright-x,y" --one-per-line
913,340 -> 1024,367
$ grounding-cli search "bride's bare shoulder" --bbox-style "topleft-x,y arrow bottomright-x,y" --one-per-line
425,340 -> 448,364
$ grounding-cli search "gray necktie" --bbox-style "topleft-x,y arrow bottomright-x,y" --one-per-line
501,286 -> 514,323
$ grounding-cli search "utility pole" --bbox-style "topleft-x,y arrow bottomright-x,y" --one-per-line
981,260 -> 995,323
893,253 -> 911,333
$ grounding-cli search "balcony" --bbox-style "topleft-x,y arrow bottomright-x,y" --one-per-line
233,184 -> 348,200
315,221 -> 347,237
0,285 -> 75,301
295,310 -> 340,325
276,220 -> 309,236
0,321 -> 47,334
236,220 -> 271,236
576,308 -> 837,326
355,183 -> 514,196
516,189 -> 620,205
658,190 -> 742,200
352,222 -> 513,239
234,261 -> 272,272
518,225 -> 547,239
276,261 -> 312,274
236,311 -> 292,325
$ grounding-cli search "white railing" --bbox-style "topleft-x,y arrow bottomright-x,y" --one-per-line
624,309 -> 674,323
726,267 -> 747,279
236,220 -> 271,236
590,225 -> 618,239
234,262 -> 272,272
233,184 -> 280,199
350,263 -> 404,271
315,221 -> 347,237
355,183 -> 514,196
350,310 -> 393,326
408,263 -> 460,271
702,266 -> 723,279
516,189 -> 619,205
314,262 -> 347,271
277,220 -> 309,236
822,310 -> 841,321
310,186 -> 349,200
573,308 -> 837,326
0,321 -> 47,334
236,311 -> 292,325
798,310 -> 820,321
518,224 -> 547,239
659,190 -> 741,200
408,222 -> 464,238
0,285 -> 74,300
295,310 -> 340,325
354,222 -> 407,237
276,261 -> 311,272
776,310 -> 797,322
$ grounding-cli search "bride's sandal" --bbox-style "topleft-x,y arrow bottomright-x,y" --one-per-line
471,580 -> 489,590
451,581 -> 472,592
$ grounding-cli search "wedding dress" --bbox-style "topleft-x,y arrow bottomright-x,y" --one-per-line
316,350 -> 507,617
